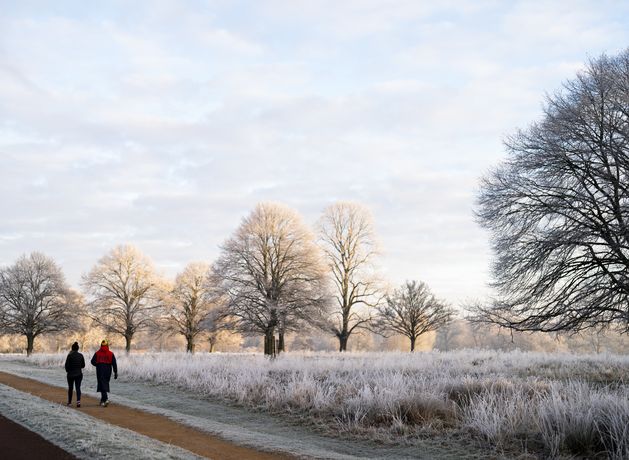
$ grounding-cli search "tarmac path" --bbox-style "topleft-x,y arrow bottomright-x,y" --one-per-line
0,413 -> 78,460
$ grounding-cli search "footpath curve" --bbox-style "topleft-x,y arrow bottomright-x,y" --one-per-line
0,371 -> 292,460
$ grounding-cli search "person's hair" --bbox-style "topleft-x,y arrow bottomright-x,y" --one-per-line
101,339 -> 108,346
71,342 -> 79,351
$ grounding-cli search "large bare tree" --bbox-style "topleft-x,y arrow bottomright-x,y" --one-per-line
318,202 -> 382,351
166,262 -> 218,353
82,245 -> 166,353
213,202 -> 329,355
0,252 -> 82,356
377,280 -> 453,351
476,50 -> 629,334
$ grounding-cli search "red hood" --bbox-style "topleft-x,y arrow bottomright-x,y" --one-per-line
95,345 -> 113,364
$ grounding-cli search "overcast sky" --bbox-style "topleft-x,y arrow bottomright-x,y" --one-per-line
1,1 -> 628,304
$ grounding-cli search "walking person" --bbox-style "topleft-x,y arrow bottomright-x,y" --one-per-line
65,341 -> 85,407
90,339 -> 118,407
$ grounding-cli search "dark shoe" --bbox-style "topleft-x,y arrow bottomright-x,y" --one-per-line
100,402 -> 105,407
76,401 -> 81,408
104,400 -> 109,407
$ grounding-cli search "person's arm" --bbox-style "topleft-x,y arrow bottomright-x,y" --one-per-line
64,355 -> 70,373
112,354 -> 118,377
90,353 -> 96,366
80,354 -> 85,369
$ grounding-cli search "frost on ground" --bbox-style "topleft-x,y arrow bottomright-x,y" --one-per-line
0,383 -> 203,460
0,360 -> 463,459
5,350 -> 629,459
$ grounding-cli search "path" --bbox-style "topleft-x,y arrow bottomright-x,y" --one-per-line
0,371 -> 291,460
0,413 -> 78,460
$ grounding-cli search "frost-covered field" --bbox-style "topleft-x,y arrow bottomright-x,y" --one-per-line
13,350 -> 629,459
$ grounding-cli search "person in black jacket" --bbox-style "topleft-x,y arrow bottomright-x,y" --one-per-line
64,342 -> 85,407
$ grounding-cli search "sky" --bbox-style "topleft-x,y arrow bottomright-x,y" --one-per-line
1,0 -> 628,305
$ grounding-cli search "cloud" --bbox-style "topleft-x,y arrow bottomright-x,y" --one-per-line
0,1 -> 628,303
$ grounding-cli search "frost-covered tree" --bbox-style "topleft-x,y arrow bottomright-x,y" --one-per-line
377,280 -> 452,351
213,202 -> 329,355
82,245 -> 166,353
434,319 -> 464,352
318,202 -> 383,351
0,252 -> 82,356
166,262 -> 218,353
476,50 -> 629,334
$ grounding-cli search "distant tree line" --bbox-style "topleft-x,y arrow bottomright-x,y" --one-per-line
5,50 -> 627,355
0,201 -> 452,355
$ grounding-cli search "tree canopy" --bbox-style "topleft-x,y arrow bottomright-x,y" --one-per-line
213,202 -> 329,355
476,50 -> 629,333
166,262 -> 217,353
82,245 -> 166,353
318,202 -> 383,351
0,252 -> 81,355
377,280 -> 452,351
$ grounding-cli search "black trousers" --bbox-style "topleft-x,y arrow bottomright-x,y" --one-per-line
67,374 -> 82,403
100,390 -> 108,402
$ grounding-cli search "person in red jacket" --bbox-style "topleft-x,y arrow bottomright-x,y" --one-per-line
90,339 -> 118,406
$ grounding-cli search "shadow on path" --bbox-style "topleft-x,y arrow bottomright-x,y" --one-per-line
0,413 -> 78,460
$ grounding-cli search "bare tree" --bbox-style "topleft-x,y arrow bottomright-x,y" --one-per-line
377,280 -> 452,351
476,50 -> 629,334
213,202 -> 329,355
434,320 -> 459,352
207,330 -> 219,353
0,252 -> 82,356
166,262 -> 218,353
589,330 -> 604,354
82,245 -> 166,353
318,202 -> 382,351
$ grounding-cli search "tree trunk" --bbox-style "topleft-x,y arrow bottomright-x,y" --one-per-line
125,335 -> 132,354
338,312 -> 350,351
186,337 -> 195,353
26,334 -> 35,356
410,336 -> 416,352
264,329 -> 276,356
278,331 -> 285,353
208,341 -> 214,353
338,333 -> 348,352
